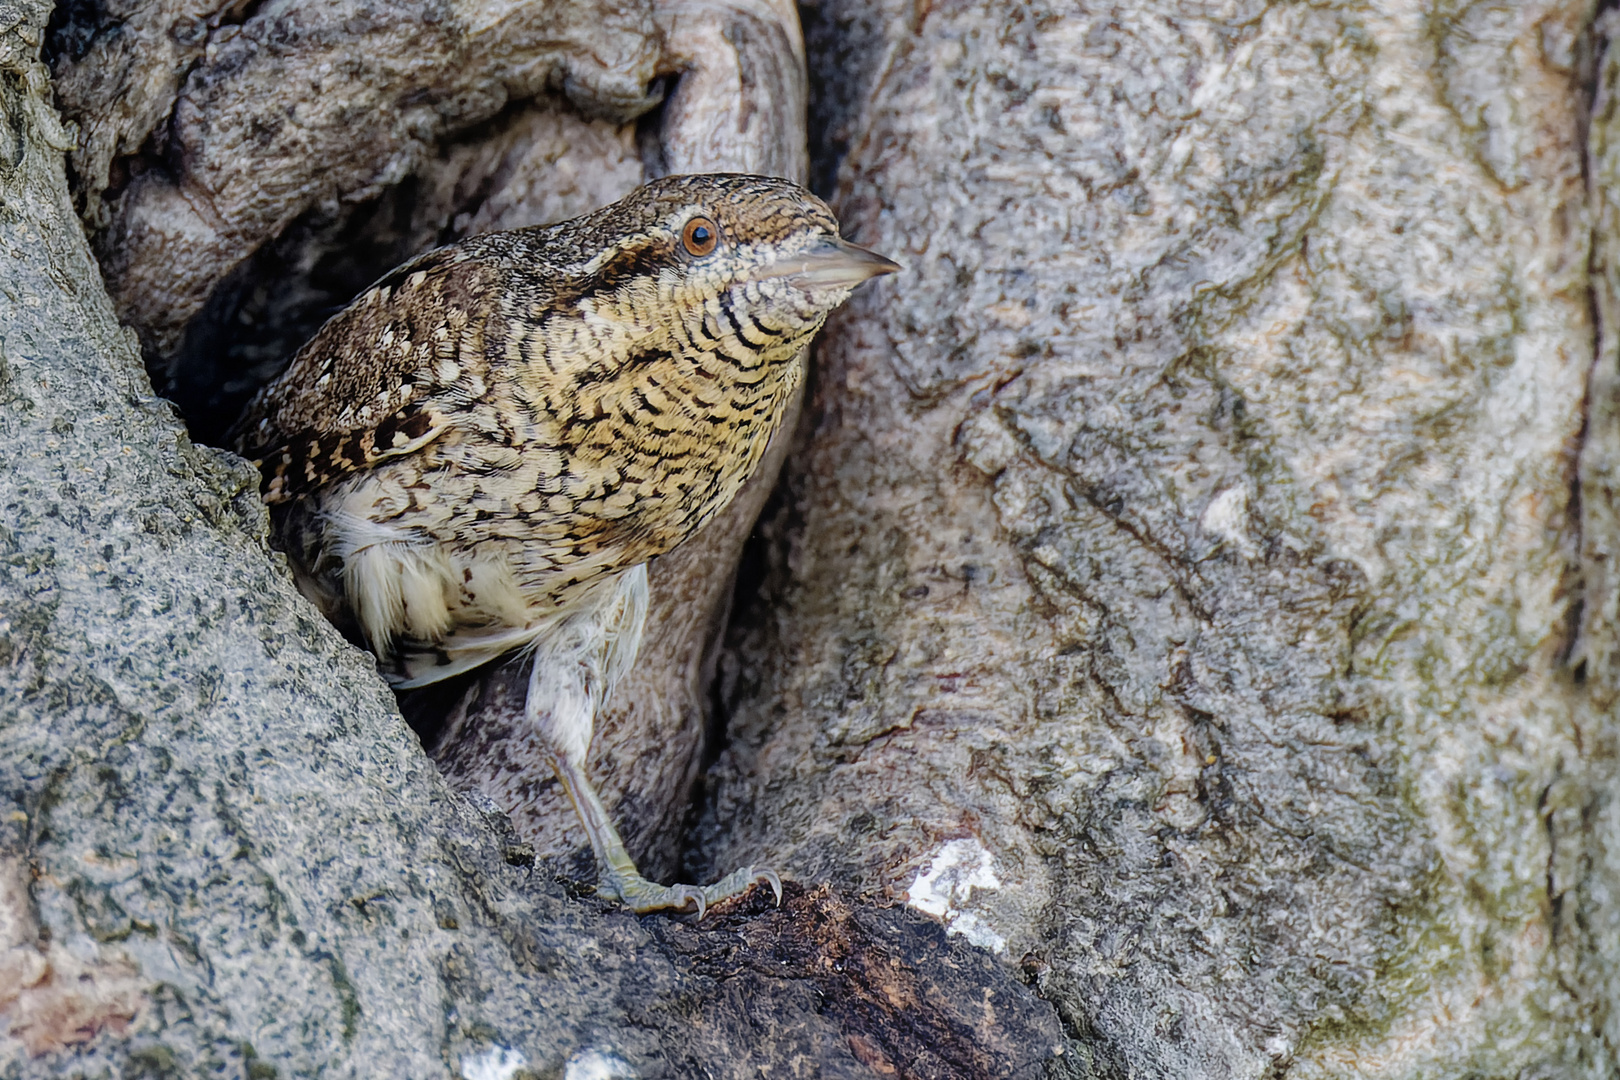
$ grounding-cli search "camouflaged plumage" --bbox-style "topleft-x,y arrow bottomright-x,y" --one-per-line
229,174 -> 854,681
230,172 -> 896,917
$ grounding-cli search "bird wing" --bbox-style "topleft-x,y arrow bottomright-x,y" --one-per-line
229,246 -> 502,504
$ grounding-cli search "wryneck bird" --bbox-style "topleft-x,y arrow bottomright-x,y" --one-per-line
231,173 -> 897,915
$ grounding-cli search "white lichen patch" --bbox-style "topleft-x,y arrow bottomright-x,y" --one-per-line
905,838 -> 1007,953
461,1046 -> 526,1080
1200,485 -> 1259,558
563,1048 -> 636,1080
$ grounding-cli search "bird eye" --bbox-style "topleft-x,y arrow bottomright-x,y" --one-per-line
682,216 -> 720,257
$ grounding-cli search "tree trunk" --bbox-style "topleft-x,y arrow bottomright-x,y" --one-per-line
696,0 -> 1620,1074
3,0 -> 1618,1077
1,0 -> 1057,1076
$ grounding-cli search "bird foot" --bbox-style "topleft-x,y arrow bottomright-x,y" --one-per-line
600,864 -> 782,919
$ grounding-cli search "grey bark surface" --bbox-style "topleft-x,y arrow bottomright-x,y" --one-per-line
69,0 -> 662,360
0,0 -> 1062,1076
51,0 -> 805,880
4,0 -> 1620,1076
697,0 -> 1620,1076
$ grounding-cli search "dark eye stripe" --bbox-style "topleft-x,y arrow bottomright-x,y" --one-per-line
574,239 -> 672,302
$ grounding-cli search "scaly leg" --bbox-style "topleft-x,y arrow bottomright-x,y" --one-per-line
547,749 -> 780,918
523,566 -> 780,918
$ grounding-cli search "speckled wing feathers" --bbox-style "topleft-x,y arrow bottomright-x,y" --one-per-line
229,246 -> 500,503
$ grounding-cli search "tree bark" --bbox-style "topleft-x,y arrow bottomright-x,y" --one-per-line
3,0 -> 1619,1077
699,0 -> 1620,1075
1,0 -> 1059,1076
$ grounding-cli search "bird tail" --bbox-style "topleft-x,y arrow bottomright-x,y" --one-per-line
386,563 -> 650,692
387,621 -> 554,688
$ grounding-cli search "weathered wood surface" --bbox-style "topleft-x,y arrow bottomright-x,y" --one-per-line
1,0 -> 1061,1076
48,0 -> 810,884
4,0 -> 1620,1076
698,0 -> 1620,1075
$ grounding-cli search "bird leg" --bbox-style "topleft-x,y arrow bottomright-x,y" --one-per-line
546,748 -> 780,919
514,575 -> 780,918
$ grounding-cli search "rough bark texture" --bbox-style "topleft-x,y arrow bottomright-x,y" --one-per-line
48,0 -> 808,881
0,0 -> 1062,1076
1576,7 -> 1620,1066
6,0 -> 1620,1076
697,0 -> 1620,1075
64,0 -> 662,359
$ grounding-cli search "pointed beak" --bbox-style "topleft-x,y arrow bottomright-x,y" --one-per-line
766,237 -> 901,292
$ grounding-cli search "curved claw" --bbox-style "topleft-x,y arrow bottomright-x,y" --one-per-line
599,872 -> 705,917
701,865 -> 783,911
600,864 -> 782,919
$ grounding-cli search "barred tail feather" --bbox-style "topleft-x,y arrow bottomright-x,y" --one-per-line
388,563 -> 650,693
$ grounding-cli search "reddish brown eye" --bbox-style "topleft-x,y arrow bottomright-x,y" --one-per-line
682,215 -> 720,257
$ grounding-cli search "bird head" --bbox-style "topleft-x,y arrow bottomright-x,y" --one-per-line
557,173 -> 899,367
